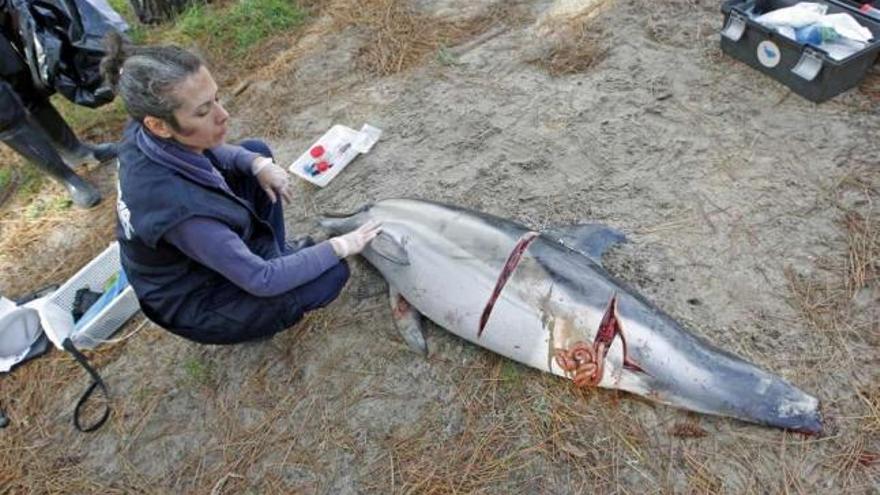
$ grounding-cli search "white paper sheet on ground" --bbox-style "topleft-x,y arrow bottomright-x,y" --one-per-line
0,297 -> 43,372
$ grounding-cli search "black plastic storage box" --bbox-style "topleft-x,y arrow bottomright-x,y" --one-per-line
721,0 -> 880,102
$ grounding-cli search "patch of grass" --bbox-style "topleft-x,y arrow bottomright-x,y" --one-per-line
529,21 -> 609,77
436,46 -> 461,66
331,0 -> 520,76
103,0 -> 162,43
499,359 -> 524,388
106,0 -> 127,14
526,0 -> 613,76
0,163 -> 17,207
0,149 -> 44,204
126,23 -> 149,45
51,97 -> 129,143
182,356 -> 215,387
25,196 -> 73,219
132,384 -> 155,405
15,163 -> 46,200
0,165 -> 11,190
176,0 -> 306,55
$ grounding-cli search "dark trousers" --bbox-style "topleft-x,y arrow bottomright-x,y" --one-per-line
0,31 -> 40,133
170,139 -> 350,345
0,31 -> 52,135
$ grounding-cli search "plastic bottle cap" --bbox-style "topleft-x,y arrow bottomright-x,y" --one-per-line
310,145 -> 325,158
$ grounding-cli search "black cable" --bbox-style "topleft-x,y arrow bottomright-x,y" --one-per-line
61,338 -> 110,432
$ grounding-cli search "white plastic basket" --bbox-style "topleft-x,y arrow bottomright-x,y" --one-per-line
39,242 -> 139,349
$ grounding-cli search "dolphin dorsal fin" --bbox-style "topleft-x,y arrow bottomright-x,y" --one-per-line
370,232 -> 410,265
545,223 -> 626,265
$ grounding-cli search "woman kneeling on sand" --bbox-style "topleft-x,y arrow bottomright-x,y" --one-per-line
101,34 -> 380,344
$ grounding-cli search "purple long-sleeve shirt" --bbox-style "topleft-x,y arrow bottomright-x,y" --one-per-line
165,217 -> 338,297
208,144 -> 260,176
136,127 -> 340,297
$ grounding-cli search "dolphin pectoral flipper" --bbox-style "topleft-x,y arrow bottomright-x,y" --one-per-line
370,232 -> 410,265
389,286 -> 428,356
545,224 -> 626,265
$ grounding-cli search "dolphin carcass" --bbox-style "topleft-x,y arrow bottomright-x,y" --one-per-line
320,199 -> 823,433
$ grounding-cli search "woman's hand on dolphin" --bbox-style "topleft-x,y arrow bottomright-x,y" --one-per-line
253,156 -> 293,204
329,220 -> 382,258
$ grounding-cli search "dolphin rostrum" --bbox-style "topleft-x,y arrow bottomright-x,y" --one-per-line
320,199 -> 823,433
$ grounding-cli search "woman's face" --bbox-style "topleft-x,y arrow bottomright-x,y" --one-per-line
166,66 -> 230,152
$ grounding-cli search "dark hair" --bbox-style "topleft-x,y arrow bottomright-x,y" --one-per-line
100,32 -> 204,131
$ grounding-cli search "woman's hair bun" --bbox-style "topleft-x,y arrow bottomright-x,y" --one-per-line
100,31 -> 129,92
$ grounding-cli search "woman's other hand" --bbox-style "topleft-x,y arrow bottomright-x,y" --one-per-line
329,220 -> 382,258
253,156 -> 293,204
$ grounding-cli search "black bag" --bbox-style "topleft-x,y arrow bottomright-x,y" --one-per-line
8,0 -> 128,107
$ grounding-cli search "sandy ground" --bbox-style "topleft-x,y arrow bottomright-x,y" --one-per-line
2,0 -> 879,493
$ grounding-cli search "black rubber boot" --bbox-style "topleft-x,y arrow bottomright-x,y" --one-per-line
1,122 -> 102,208
28,100 -> 117,166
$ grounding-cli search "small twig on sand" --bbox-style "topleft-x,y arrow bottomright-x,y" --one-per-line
210,472 -> 244,495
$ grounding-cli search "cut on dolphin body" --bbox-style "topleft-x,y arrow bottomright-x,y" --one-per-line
319,199 -> 823,433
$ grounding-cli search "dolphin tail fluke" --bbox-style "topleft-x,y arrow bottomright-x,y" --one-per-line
389,287 -> 428,356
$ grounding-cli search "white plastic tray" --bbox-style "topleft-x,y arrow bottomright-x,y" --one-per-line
288,124 -> 382,187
